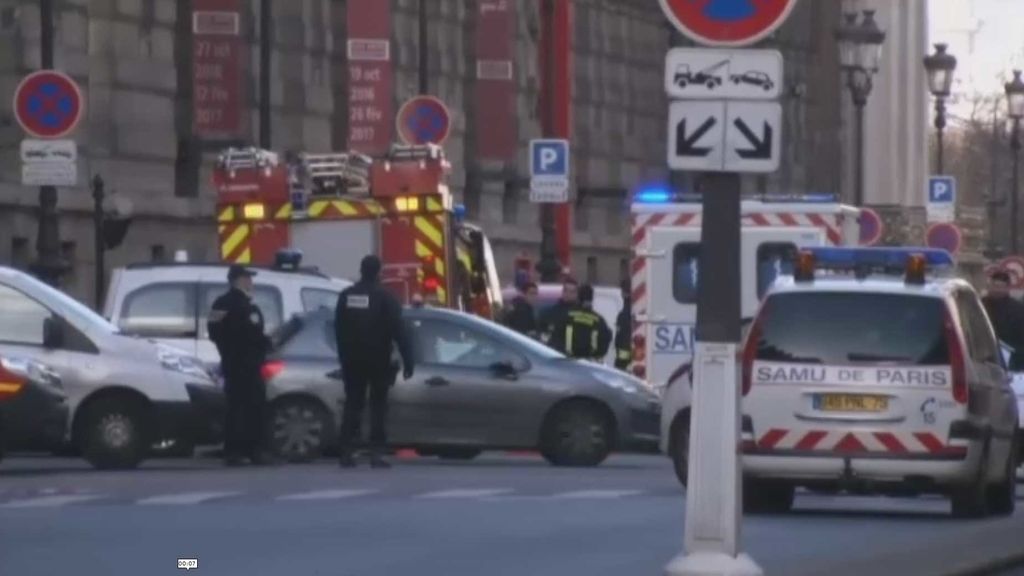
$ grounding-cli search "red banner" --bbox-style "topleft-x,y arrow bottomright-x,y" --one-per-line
347,0 -> 393,155
475,0 -> 517,160
192,0 -> 244,138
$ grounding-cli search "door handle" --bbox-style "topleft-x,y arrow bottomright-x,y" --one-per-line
425,376 -> 450,387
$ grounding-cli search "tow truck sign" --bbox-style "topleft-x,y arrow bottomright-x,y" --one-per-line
665,48 -> 783,100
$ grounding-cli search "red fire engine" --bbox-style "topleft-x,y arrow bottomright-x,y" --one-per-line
212,144 -> 503,317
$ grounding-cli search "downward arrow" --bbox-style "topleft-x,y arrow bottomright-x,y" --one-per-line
733,118 -> 773,160
676,117 -> 717,158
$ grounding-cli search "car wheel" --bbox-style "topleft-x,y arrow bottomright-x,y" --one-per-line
436,448 -> 482,461
988,436 -> 1017,516
541,402 -> 612,467
670,414 -> 690,488
744,480 -> 794,514
79,398 -> 148,470
270,399 -> 329,463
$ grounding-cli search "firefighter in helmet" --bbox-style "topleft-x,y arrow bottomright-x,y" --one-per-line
548,284 -> 612,361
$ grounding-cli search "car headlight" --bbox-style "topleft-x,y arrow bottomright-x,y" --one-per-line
157,346 -> 213,381
591,370 -> 642,395
0,356 -> 62,391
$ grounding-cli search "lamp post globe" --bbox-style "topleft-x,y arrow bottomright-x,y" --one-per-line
1006,70 -> 1024,254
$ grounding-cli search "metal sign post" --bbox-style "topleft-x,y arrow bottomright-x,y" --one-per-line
658,1 -> 799,575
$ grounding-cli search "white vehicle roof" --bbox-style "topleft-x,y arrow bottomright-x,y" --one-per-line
109,263 -> 349,288
767,274 -> 970,299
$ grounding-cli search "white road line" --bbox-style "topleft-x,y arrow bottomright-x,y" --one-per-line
414,488 -> 514,499
549,489 -> 645,499
137,491 -> 240,505
276,489 -> 377,501
1,494 -> 105,508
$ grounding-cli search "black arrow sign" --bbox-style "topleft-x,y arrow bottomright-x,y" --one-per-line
676,117 -> 717,157
733,118 -> 773,160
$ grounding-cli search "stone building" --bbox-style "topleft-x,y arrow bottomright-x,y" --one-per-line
0,0 -> 852,305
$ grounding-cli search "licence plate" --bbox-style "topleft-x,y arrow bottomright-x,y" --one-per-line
815,394 -> 888,413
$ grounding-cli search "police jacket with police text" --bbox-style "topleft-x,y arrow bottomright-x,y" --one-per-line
549,304 -> 612,359
334,280 -> 413,372
207,288 -> 271,375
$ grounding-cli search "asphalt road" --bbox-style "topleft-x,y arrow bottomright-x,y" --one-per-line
1,453 -> 1023,576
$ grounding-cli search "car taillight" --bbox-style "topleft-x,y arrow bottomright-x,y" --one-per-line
0,361 -> 26,400
261,360 -> 285,382
741,317 -> 763,396
944,311 -> 968,405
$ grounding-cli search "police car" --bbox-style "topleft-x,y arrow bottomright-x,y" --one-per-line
737,247 -> 1018,518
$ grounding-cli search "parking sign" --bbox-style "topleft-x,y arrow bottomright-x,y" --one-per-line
529,139 -> 570,203
927,176 -> 956,223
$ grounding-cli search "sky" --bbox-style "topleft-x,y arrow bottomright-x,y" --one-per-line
930,0 -> 1024,116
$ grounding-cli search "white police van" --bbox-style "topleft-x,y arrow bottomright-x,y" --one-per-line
734,247 -> 1017,517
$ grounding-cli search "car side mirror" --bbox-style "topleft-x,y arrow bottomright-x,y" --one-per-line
43,317 -> 64,349
489,361 -> 519,380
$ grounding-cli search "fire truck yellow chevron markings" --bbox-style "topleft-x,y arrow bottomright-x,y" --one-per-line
275,204 -> 292,220
426,197 -> 443,213
221,224 -> 250,260
415,240 -> 446,277
367,202 -> 385,215
236,247 -> 252,264
218,207 -> 235,222
333,200 -> 359,216
414,216 -> 443,250
308,200 -> 329,218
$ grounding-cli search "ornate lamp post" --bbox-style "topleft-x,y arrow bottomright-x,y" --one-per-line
924,43 -> 957,174
1005,70 -> 1024,254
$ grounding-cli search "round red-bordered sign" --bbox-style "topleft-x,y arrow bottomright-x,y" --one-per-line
658,0 -> 799,47
396,96 -> 451,146
925,222 -> 962,255
858,207 -> 883,246
13,70 -> 84,139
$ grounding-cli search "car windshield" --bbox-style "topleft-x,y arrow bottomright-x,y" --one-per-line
755,292 -> 949,366
16,271 -> 120,334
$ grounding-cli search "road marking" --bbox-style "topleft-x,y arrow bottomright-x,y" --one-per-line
137,491 -> 240,505
1,494 -> 105,508
549,489 -> 646,499
414,488 -> 514,499
276,489 -> 377,501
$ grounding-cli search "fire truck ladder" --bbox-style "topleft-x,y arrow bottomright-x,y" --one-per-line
217,147 -> 280,176
302,152 -> 373,196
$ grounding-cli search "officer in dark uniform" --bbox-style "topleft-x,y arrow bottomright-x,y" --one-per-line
549,284 -> 612,361
983,271 -> 1024,364
503,281 -> 539,337
539,278 -> 578,344
334,255 -> 414,468
614,281 -> 633,371
207,265 -> 274,466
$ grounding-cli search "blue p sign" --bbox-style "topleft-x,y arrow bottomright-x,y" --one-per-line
530,139 -> 569,177
928,176 -> 956,205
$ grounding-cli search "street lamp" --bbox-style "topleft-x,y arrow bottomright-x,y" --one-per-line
1005,70 -> 1024,254
836,10 -> 886,207
924,43 -> 957,174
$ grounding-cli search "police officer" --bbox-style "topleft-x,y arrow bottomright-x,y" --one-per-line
614,281 -> 633,371
334,255 -> 414,469
549,284 -> 612,361
503,281 -> 539,338
207,265 -> 274,466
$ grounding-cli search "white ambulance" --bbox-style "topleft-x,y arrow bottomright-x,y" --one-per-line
629,191 -> 861,388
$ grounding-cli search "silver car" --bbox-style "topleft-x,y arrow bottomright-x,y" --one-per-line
263,307 -> 660,465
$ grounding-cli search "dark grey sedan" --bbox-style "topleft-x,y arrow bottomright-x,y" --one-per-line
262,307 -> 660,466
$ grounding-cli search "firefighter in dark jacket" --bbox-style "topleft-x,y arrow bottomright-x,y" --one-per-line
549,284 -> 612,360
503,281 -> 539,337
614,282 -> 633,371
983,271 -> 1024,365
207,265 -> 275,466
334,255 -> 414,469
539,278 -> 578,343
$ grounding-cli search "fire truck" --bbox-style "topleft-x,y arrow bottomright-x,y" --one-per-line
211,144 -> 503,317
629,190 -> 862,386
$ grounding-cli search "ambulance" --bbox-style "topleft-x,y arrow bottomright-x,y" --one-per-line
212,144 -> 503,318
629,190 -> 861,387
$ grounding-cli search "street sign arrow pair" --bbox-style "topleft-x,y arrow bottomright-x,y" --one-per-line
677,117 -> 718,157
733,118 -> 772,159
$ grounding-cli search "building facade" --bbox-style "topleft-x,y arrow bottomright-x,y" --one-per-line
0,0 -> 848,305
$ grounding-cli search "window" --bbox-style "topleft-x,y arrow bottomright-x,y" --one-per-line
0,284 -> 51,346
408,319 -> 518,369
756,243 -> 798,299
199,284 -> 284,336
273,313 -> 337,360
672,243 -> 700,304
119,283 -> 197,337
586,256 -> 598,284
755,293 -> 949,366
301,288 -> 340,312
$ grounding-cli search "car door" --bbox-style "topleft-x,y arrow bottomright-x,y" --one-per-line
392,317 -> 530,447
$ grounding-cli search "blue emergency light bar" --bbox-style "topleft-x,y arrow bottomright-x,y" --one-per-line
632,188 -> 839,205
806,247 -> 954,270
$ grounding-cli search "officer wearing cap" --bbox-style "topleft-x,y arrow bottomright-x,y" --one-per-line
334,255 -> 414,468
549,284 -> 612,362
208,265 -> 275,466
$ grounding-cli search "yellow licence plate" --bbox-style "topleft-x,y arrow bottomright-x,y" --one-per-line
816,394 -> 888,413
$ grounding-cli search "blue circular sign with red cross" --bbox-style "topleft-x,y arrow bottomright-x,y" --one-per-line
13,70 -> 84,139
396,96 -> 451,146
926,222 -> 962,255
858,207 -> 883,246
658,0 -> 799,47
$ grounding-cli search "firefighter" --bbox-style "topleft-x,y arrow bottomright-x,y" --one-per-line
207,265 -> 275,466
614,281 -> 633,371
539,278 -> 579,344
503,281 -> 539,338
334,255 -> 414,469
549,284 -> 612,361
